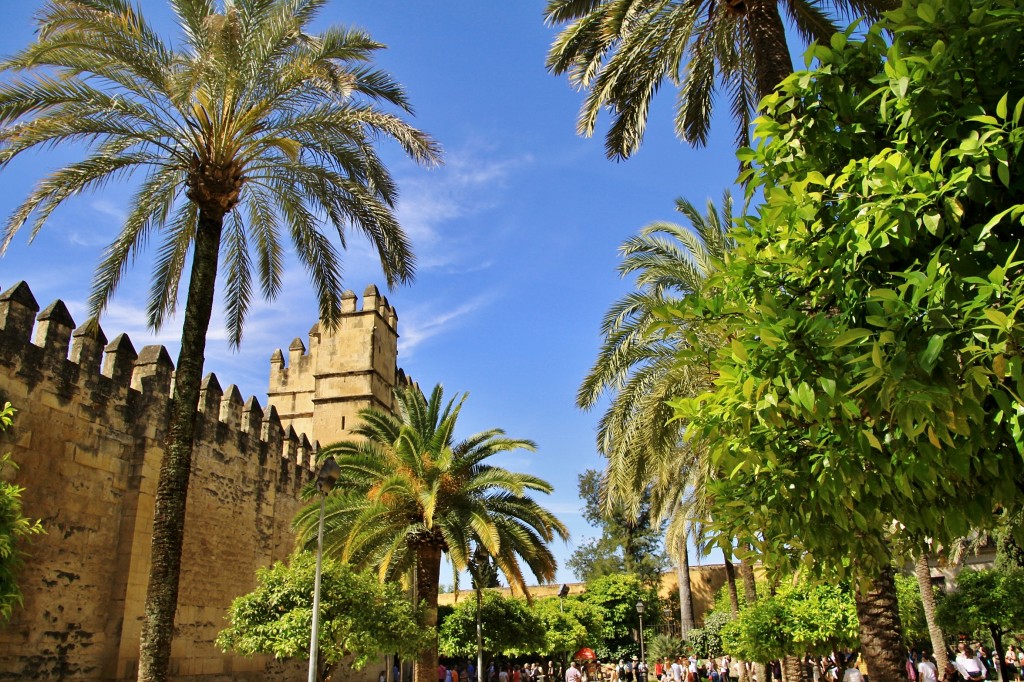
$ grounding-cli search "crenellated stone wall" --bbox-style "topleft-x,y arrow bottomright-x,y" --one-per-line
0,280 -> 403,681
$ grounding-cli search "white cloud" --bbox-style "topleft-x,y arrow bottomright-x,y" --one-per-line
395,146 -> 532,270
397,291 -> 496,357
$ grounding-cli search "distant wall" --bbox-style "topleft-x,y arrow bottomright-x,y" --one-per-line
0,281 -> 313,681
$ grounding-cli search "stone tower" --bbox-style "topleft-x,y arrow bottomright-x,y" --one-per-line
266,284 -> 406,446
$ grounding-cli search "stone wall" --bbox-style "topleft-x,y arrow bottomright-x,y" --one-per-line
0,281 -> 317,680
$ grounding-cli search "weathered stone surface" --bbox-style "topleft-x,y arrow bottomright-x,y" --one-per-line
0,281 -> 404,681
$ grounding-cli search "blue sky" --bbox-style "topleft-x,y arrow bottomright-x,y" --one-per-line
0,1 -> 741,583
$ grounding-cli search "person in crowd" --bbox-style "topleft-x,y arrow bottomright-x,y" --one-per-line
441,663 -> 449,682
918,651 -> 938,682
567,663 -> 583,682
655,659 -> 664,682
1005,647 -> 1020,682
843,655 -> 864,682
956,643 -> 988,682
638,659 -> 649,682
671,658 -> 684,682
500,666 -> 510,682
688,655 -> 699,682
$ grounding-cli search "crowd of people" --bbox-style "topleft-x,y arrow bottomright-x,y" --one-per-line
422,641 -> 1024,682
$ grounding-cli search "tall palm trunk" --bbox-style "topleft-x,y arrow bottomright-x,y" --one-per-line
739,555 -> 765,682
723,551 -> 748,682
676,538 -> 695,635
416,543 -> 443,682
745,0 -> 795,100
477,587 -> 485,682
853,565 -> 905,682
782,657 -> 807,682
914,551 -> 948,674
138,211 -> 224,682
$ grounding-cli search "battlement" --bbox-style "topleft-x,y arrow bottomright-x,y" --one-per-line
0,279 -> 321,681
266,284 -> 404,446
0,281 -> 318,488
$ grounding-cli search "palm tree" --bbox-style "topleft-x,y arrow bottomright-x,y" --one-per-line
0,2 -> 440,679
294,383 -> 569,682
577,192 -> 735,634
544,0 -> 893,158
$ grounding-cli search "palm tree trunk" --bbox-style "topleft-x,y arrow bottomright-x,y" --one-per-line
914,551 -> 948,674
477,587 -> 485,682
416,543 -> 444,682
724,550 -> 748,682
723,553 -> 741,615
738,555 -> 764,682
744,0 -> 795,100
677,542 -> 695,635
138,210 -> 224,682
782,657 -> 807,682
853,565 -> 905,682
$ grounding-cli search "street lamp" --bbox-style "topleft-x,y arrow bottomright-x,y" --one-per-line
308,457 -> 340,682
635,600 -> 646,667
558,583 -> 570,613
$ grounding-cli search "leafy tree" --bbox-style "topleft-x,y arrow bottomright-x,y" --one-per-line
937,569 -> 1024,682
0,402 -> 43,621
544,0 -> 894,158
439,591 -> 545,660
687,610 -> 733,659
0,2 -> 440,678
530,596 -> 605,663
580,573 -> 660,662
720,580 -> 858,663
293,384 -> 569,682
669,0 -> 1024,678
573,469 -> 667,584
217,552 -> 427,682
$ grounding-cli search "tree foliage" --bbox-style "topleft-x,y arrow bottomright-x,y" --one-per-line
531,596 -> 606,661
936,569 -> 1024,642
568,470 -> 667,585
0,403 -> 43,621
720,580 -> 858,662
439,591 -> 545,660
217,552 -> 427,681
580,573 -> 660,661
670,0 -> 1024,579
686,610 -> 732,659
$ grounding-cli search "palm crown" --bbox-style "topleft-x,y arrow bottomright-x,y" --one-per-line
295,384 -> 568,682
545,0 -> 893,158
0,0 -> 440,344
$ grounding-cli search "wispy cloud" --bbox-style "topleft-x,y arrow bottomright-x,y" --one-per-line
396,145 -> 532,270
397,291 -> 497,357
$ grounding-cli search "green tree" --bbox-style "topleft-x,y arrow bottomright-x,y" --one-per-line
569,469 -> 667,586
0,3 -> 440,679
686,610 -> 732,659
530,596 -> 605,663
937,569 -> 1024,682
293,384 -> 569,682
720,580 -> 859,663
0,403 -> 43,621
580,573 -> 659,662
439,591 -> 545,660
544,0 -> 893,158
217,552 -> 427,682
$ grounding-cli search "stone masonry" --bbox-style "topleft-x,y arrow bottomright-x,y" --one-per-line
0,280 -> 403,681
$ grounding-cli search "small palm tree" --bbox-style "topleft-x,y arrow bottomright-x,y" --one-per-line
545,0 -> 893,158
0,2 -> 439,679
578,192 -> 735,633
294,383 -> 569,682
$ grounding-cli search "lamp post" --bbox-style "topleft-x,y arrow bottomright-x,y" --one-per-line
635,600 -> 645,666
308,457 -> 340,682
558,583 -> 570,613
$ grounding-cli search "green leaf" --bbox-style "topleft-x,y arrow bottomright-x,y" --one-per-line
831,328 -> 871,348
918,334 -> 946,373
996,93 -> 1008,120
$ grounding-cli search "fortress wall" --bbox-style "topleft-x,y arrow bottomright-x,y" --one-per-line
0,281 -> 312,681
